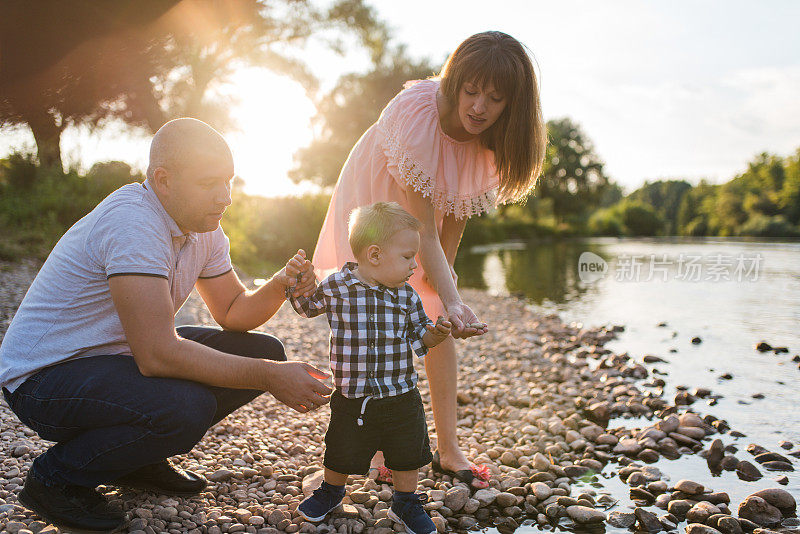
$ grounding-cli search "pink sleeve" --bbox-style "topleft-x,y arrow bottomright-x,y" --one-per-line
377,80 -> 500,219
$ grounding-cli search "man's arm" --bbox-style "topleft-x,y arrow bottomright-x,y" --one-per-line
109,275 -> 331,412
195,250 -> 316,332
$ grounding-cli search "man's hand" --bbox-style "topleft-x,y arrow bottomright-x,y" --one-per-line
446,302 -> 488,339
275,249 -> 317,298
264,360 -> 332,412
423,316 -> 452,348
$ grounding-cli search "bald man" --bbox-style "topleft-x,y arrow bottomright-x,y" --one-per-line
0,118 -> 331,531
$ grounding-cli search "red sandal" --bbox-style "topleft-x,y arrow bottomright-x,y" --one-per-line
431,450 -> 490,489
367,465 -> 393,485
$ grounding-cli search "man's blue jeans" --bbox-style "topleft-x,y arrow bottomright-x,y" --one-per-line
2,326 -> 285,488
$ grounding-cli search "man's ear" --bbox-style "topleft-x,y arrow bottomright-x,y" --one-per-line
151,167 -> 171,194
366,244 -> 382,266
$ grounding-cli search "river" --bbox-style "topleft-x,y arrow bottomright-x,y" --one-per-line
454,237 -> 800,531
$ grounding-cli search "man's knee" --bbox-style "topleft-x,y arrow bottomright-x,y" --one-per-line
252,332 -> 287,362
177,326 -> 287,362
149,382 -> 217,450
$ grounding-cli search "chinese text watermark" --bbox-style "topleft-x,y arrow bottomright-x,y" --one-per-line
578,253 -> 763,283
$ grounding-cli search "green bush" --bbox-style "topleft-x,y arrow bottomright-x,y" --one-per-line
738,214 -> 800,237
223,192 -> 331,275
0,155 -> 143,260
587,207 -> 624,236
620,201 -> 664,236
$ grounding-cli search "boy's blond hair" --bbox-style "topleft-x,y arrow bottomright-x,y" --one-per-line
348,202 -> 421,257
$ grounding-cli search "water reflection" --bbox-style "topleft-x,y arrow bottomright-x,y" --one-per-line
456,239 -> 611,306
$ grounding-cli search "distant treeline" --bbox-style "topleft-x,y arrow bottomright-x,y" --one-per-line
1,146 -> 798,276
586,149 -> 800,238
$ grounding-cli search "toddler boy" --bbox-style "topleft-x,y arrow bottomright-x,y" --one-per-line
285,202 -> 451,534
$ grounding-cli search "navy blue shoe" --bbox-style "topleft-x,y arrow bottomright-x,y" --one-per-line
297,482 -> 345,522
388,492 -> 435,534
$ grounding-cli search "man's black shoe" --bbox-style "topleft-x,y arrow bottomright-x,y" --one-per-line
115,459 -> 207,495
18,470 -> 125,532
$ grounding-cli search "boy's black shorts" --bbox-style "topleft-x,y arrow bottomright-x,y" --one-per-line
323,387 -> 432,474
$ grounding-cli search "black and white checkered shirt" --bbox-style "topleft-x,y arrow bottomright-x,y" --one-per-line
287,262 -> 432,399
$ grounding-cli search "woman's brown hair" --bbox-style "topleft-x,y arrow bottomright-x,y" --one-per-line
439,31 -> 546,204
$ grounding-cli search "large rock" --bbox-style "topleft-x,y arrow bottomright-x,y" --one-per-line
736,461 -> 763,481
668,500 -> 694,519
686,502 -> 721,524
580,424 -> 605,441
566,505 -> 605,524
473,488 -> 499,506
533,452 -> 551,470
349,490 -> 371,504
677,426 -> 707,440
717,516 -> 743,534
754,452 -> 792,464
750,488 -> 796,514
636,507 -> 663,532
564,465 -> 591,478
444,485 -> 470,512
761,461 -> 794,471
614,438 -> 643,456
531,482 -> 552,501
738,496 -> 782,526
708,439 -> 725,468
495,492 -> 517,508
608,511 -> 637,528
208,468 -> 235,482
675,479 -> 705,495
705,492 -> 731,505
586,401 -> 611,424
679,412 -> 705,428
657,415 -> 680,433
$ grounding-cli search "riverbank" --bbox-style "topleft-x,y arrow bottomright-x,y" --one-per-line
0,259 -> 797,534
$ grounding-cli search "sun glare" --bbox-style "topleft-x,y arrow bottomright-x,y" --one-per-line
225,68 -> 317,198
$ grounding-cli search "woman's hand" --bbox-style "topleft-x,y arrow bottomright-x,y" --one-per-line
445,301 -> 488,339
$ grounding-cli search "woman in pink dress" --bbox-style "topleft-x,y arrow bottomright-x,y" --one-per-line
312,31 -> 547,488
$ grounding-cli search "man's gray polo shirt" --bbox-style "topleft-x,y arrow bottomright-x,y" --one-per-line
0,181 -> 232,393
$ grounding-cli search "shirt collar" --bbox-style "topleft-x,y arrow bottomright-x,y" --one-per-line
141,181 -> 197,243
341,262 -> 399,298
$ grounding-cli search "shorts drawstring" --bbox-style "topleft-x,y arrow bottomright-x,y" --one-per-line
356,395 -> 373,426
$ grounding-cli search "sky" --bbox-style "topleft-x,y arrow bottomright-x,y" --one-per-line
2,0 -> 799,197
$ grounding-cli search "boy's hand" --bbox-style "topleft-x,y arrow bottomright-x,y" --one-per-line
424,316 -> 452,346
278,249 -> 317,298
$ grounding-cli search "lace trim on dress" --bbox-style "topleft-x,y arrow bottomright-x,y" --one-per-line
382,124 -> 498,220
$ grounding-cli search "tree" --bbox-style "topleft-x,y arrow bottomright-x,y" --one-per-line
620,201 -> 663,236
0,1 -> 178,169
0,0 -> 387,172
291,46 -> 437,188
626,180 -> 692,234
535,118 -> 610,224
779,148 -> 800,225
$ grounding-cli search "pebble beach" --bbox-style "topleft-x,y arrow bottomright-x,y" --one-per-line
0,259 -> 797,534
